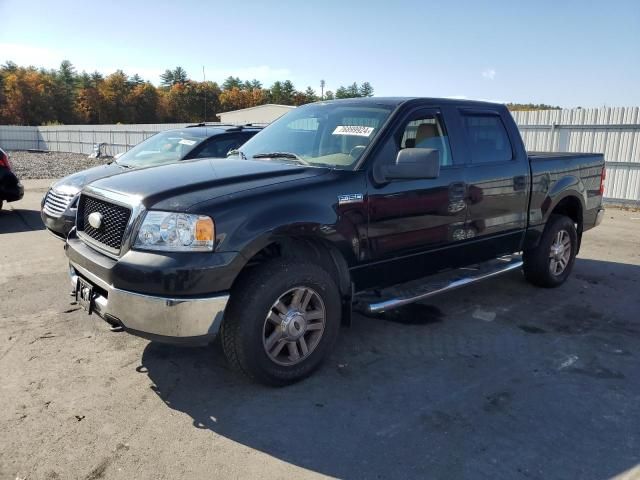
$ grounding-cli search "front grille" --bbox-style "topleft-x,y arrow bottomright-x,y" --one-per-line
43,189 -> 76,217
77,194 -> 132,253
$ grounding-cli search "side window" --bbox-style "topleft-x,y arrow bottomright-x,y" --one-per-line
462,114 -> 513,163
194,134 -> 244,159
399,113 -> 453,167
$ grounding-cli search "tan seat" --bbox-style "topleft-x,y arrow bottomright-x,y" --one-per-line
415,123 -> 439,146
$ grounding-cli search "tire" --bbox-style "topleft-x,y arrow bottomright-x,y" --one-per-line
523,214 -> 578,288
221,259 -> 341,386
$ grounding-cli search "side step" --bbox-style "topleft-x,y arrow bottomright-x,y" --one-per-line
358,255 -> 523,314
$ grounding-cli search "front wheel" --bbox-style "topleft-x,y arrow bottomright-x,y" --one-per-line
523,214 -> 578,288
221,259 -> 341,386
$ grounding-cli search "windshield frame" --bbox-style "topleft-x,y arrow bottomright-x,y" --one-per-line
116,129 -> 208,168
232,100 -> 401,171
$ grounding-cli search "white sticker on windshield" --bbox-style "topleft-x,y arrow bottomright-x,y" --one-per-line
332,125 -> 375,137
178,139 -> 197,146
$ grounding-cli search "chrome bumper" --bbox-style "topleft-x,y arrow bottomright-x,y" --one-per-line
69,263 -> 229,342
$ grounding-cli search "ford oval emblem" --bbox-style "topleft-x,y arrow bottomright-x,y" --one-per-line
88,212 -> 103,229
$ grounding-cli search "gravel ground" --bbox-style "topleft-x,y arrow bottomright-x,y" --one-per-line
8,150 -> 111,180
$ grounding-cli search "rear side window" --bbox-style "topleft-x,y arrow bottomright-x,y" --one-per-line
462,114 -> 513,163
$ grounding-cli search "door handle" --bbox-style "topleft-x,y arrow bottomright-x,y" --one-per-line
449,182 -> 466,199
513,176 -> 527,191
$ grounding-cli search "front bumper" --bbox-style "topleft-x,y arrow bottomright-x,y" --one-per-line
41,209 -> 75,239
69,262 -> 229,346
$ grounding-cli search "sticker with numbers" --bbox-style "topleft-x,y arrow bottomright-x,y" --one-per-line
332,125 -> 375,137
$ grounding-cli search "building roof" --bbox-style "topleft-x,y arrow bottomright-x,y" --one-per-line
218,104 -> 297,115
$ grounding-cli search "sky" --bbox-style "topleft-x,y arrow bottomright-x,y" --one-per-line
0,0 -> 639,107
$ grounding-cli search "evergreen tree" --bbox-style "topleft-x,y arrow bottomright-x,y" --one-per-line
359,82 -> 374,97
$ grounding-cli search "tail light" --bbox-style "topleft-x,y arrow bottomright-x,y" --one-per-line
0,150 -> 11,170
599,166 -> 606,196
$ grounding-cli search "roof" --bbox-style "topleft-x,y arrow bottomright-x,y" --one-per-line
179,124 -> 264,136
218,104 -> 297,115
315,97 -> 504,108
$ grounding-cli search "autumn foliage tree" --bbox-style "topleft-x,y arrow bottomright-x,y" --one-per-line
0,60 -> 376,125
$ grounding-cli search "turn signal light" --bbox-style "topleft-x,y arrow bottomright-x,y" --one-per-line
195,217 -> 215,242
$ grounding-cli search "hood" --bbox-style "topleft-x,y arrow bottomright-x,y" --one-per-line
52,162 -> 126,194
86,158 -> 329,210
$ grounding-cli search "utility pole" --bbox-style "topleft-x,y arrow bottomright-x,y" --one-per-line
320,79 -> 325,100
203,66 -> 207,123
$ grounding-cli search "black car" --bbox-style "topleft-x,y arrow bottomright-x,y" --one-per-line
0,147 -> 24,210
41,124 -> 262,238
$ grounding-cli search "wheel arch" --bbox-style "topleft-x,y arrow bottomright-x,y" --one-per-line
231,234 -> 355,325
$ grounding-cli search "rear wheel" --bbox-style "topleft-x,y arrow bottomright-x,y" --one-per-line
523,214 -> 578,288
221,259 -> 341,386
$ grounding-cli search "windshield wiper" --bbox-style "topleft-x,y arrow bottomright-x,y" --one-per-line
227,149 -> 247,160
251,152 -> 310,165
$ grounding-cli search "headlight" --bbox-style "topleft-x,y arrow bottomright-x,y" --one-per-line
134,211 -> 215,252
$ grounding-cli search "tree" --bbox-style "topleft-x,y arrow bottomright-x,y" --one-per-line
90,71 -> 104,87
222,76 -> 242,91
128,82 -> 159,123
220,86 -> 265,112
304,86 -> 317,103
129,74 -> 144,86
51,60 -> 78,123
160,67 -> 188,87
1,67 -> 57,125
164,81 -> 222,122
0,59 -> 379,125
98,70 -> 132,123
281,80 -> 296,104
347,82 -> 360,97
506,103 -> 561,111
359,82 -> 374,97
335,86 -> 348,99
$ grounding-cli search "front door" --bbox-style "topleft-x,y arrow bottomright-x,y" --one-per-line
354,107 -> 468,290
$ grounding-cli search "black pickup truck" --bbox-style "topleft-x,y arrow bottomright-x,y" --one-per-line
65,98 -> 605,385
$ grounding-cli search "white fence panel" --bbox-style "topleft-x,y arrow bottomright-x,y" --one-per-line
2,110 -> 640,202
513,106 -> 640,203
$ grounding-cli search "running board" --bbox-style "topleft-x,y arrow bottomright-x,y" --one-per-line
359,255 -> 523,314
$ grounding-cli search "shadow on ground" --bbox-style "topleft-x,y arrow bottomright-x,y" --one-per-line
139,259 -> 640,480
0,208 -> 45,234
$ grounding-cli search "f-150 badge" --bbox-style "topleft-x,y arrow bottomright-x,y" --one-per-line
338,193 -> 364,205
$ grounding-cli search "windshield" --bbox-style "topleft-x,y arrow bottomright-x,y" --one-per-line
231,102 -> 394,169
117,130 -> 207,168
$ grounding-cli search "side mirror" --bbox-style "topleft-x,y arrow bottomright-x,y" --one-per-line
383,148 -> 440,180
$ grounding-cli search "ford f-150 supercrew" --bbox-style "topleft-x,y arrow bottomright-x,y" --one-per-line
64,98 -> 605,385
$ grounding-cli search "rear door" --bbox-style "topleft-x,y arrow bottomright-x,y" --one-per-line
458,108 -> 530,259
